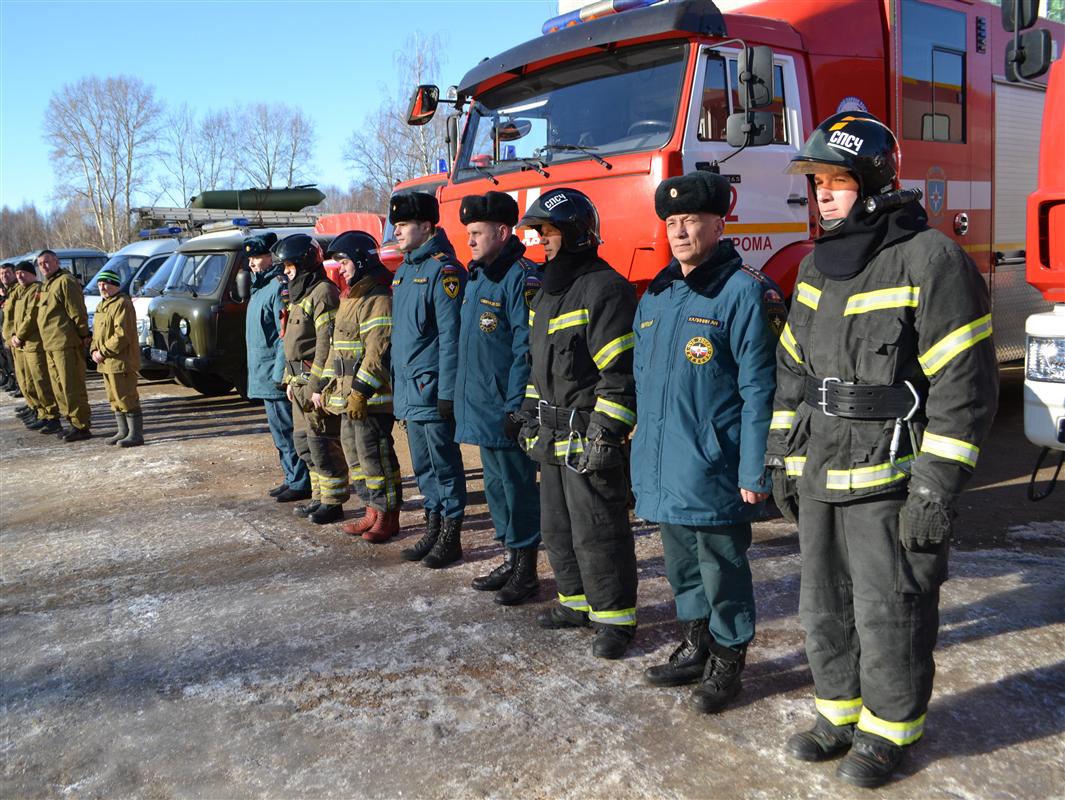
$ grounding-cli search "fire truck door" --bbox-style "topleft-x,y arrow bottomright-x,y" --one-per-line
681,47 -> 809,270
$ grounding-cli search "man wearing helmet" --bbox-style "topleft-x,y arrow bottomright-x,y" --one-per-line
455,191 -> 542,606
516,187 -> 639,660
389,192 -> 469,569
767,111 -> 998,787
320,231 -> 403,543
275,233 -> 348,525
243,233 -> 311,504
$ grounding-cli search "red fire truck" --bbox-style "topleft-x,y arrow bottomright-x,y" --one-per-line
408,0 -> 1062,363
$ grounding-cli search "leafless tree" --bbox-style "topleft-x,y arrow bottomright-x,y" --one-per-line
0,204 -> 50,258
43,75 -> 163,250
343,34 -> 452,206
157,105 -> 238,205
317,183 -> 387,215
236,103 -> 316,188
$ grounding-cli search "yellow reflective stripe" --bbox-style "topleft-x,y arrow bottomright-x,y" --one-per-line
334,340 -> 361,348
359,315 -> 392,333
314,310 -> 336,329
919,313 -> 993,376
780,322 -> 803,364
589,607 -> 636,626
553,438 -> 584,457
317,475 -> 347,486
525,384 -> 540,400
368,393 -> 392,405
547,308 -> 590,333
523,435 -> 539,450
593,397 -> 636,427
320,368 -> 336,379
356,368 -> 383,389
795,281 -> 821,310
558,593 -> 590,611
843,285 -> 920,316
857,708 -> 926,746
349,468 -> 365,482
528,309 -> 535,326
922,432 -> 979,468
310,363 -> 324,377
770,410 -> 797,430
825,456 -> 914,491
592,332 -> 635,370
784,456 -> 806,477
326,396 -> 346,409
297,298 -> 313,316
816,696 -> 863,726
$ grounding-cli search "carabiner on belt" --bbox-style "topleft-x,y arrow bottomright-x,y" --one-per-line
563,408 -> 587,474
888,380 -> 922,475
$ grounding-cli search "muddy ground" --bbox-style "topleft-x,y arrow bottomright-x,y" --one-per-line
1,367 -> 1062,799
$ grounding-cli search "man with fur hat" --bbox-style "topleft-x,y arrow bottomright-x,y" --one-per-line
90,269 -> 144,446
455,191 -> 542,605
632,170 -> 781,712
389,191 -> 469,569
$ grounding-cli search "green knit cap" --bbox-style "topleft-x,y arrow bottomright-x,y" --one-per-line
96,270 -> 122,286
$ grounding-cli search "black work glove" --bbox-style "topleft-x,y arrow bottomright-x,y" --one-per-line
576,423 -> 626,473
437,399 -> 454,420
502,412 -> 522,441
771,469 -> 799,525
899,494 -> 954,552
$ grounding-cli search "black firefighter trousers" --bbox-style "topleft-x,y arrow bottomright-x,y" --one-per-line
540,463 -> 638,628
798,492 -> 947,747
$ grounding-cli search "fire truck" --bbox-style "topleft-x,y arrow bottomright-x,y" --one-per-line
407,0 -> 1062,363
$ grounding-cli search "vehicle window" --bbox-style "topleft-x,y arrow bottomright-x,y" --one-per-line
84,255 -> 146,295
129,255 -> 167,295
456,42 -> 688,181
139,253 -> 178,297
165,252 -> 230,295
698,57 -> 788,143
901,0 -> 966,143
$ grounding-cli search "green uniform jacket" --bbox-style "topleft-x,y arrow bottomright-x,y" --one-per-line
37,269 -> 89,351
3,283 -> 25,344
91,293 -> 140,374
282,275 -> 340,393
321,271 -> 393,415
12,282 -> 45,352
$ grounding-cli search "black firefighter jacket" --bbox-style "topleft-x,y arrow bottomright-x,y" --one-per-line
766,224 -> 998,506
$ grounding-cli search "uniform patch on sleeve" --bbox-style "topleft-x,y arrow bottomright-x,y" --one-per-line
524,275 -> 541,307
762,288 -> 788,337
442,274 -> 461,299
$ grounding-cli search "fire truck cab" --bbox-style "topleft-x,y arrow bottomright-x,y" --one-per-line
410,0 -> 1063,363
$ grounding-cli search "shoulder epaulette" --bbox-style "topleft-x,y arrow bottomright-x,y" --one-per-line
740,264 -> 768,284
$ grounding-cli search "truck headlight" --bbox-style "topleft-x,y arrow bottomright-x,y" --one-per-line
178,318 -> 190,337
87,312 -> 94,329
137,318 -> 147,336
1026,335 -> 1065,383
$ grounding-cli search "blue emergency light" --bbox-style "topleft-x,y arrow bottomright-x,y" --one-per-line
542,0 -> 658,35
436,158 -> 448,174
139,225 -> 184,239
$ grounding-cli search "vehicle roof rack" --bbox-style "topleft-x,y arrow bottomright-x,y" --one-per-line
132,206 -> 320,233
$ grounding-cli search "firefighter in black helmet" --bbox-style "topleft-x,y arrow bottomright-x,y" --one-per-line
275,233 -> 349,525
768,111 -> 998,787
516,187 -> 639,660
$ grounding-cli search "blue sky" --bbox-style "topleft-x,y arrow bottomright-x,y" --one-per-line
0,0 -> 557,210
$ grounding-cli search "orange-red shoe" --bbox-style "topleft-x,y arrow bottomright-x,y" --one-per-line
341,507 -> 378,536
363,510 -> 400,543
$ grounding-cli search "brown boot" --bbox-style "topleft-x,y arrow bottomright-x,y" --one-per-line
341,507 -> 378,536
363,510 -> 400,543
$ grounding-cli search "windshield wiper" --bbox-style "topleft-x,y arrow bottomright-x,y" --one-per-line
536,143 -> 612,171
520,158 -> 550,178
170,282 -> 198,297
471,162 -> 500,185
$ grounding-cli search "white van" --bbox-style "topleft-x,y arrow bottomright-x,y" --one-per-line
85,238 -> 182,331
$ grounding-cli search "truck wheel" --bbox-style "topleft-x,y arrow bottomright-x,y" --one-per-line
184,371 -> 234,397
138,367 -> 171,382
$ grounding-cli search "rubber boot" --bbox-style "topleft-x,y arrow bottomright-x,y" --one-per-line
118,412 -> 143,447
644,618 -> 711,687
836,730 -> 904,789
494,546 -> 540,606
591,625 -> 634,660
107,412 -> 129,445
421,516 -> 463,569
30,417 -> 59,432
310,503 -> 344,525
401,510 -> 442,562
341,506 -> 378,536
472,550 -> 513,591
690,641 -> 746,714
536,605 -> 589,630
363,509 -> 399,543
786,715 -> 855,762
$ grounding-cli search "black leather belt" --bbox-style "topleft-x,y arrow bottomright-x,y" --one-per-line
536,402 -> 590,431
803,377 -> 922,420
333,357 -> 358,377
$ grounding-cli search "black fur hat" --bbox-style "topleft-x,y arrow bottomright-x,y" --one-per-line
459,191 -> 519,227
389,191 -> 440,225
654,171 -> 731,220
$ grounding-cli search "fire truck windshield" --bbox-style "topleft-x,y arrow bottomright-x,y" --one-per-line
456,41 -> 688,182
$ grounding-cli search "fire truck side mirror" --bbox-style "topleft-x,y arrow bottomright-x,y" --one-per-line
1006,29 -> 1052,82
407,85 -> 440,126
1002,0 -> 1038,32
726,111 -> 775,148
737,46 -> 774,110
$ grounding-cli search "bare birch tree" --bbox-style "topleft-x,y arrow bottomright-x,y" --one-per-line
236,103 -> 316,187
158,106 -> 238,204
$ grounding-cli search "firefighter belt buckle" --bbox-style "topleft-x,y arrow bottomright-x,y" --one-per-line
537,399 -> 549,426
819,377 -> 842,416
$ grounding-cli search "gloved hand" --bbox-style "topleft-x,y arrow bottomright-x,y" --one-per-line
346,391 -> 368,421
502,412 -> 522,441
899,493 -> 954,552
771,469 -> 799,525
576,423 -> 626,473
438,399 -> 454,420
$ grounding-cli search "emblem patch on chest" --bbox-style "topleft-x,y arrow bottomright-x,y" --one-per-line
479,311 -> 498,333
685,336 -> 714,365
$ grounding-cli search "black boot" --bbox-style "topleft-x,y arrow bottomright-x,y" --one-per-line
836,730 -> 904,788
786,715 -> 855,762
644,618 -> 711,687
63,425 -> 92,443
536,604 -> 589,629
690,640 -> 746,713
494,546 -> 539,606
310,503 -> 344,525
294,499 -> 321,517
422,516 -> 463,569
472,550 -> 513,591
30,418 -> 59,433
276,486 -> 312,503
401,510 -> 442,562
591,625 -> 634,660
268,483 -> 289,498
